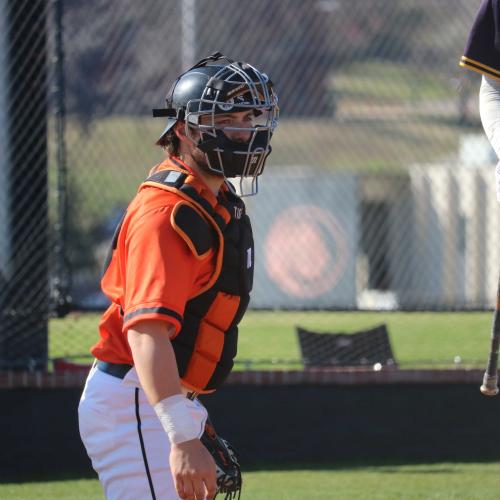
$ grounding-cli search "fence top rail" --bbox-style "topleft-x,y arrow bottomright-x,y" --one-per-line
0,367 -> 486,390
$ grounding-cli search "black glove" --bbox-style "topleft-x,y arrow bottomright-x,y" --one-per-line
200,414 -> 242,500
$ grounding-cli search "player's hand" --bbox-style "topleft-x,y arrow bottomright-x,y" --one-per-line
170,438 -> 217,500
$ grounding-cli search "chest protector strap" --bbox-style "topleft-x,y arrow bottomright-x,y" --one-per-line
142,167 -> 254,393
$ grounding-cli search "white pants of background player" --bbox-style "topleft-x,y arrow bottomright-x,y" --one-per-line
79,365 -> 185,500
479,75 -> 500,201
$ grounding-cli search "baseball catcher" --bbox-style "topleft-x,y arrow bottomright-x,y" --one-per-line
78,52 -> 278,500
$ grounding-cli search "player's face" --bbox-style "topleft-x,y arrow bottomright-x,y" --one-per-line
207,110 -> 254,143
185,108 -> 269,177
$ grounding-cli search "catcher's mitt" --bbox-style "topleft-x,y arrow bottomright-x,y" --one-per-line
200,415 -> 242,499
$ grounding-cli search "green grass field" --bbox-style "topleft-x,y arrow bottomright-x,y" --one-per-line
3,462 -> 500,499
333,61 -> 453,103
50,310 -> 492,369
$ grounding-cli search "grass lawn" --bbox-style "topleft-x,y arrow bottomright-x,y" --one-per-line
333,61 -> 453,103
3,462 -> 500,499
50,310 -> 492,369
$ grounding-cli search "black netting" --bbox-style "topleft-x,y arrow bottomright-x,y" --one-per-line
0,0 -> 494,368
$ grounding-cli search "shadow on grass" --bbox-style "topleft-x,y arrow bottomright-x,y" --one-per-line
2,458 -> 498,484
0,469 -> 97,484
241,457 -> 499,473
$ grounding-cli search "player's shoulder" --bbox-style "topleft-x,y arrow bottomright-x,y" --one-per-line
127,182 -> 182,216
127,186 -> 179,224
127,188 -> 215,258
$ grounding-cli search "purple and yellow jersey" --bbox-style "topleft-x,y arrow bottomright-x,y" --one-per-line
460,0 -> 500,81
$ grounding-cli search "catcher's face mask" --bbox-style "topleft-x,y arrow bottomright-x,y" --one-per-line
153,52 -> 279,197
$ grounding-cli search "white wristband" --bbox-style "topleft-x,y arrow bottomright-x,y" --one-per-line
153,395 -> 207,444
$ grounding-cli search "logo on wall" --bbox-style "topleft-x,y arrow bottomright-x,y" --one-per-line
264,205 -> 349,299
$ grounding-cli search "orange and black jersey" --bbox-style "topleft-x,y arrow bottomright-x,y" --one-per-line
91,156 -> 254,393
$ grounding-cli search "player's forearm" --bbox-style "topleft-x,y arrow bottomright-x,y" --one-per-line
127,320 -> 182,405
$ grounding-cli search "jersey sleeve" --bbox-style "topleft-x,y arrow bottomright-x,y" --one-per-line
460,0 -> 500,80
121,204 -> 203,335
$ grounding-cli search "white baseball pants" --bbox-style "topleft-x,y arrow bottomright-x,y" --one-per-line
78,364 -> 180,500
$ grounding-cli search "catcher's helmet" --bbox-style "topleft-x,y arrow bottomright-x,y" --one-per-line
153,52 -> 279,196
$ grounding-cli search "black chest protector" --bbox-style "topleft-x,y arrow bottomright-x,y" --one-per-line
144,169 -> 254,393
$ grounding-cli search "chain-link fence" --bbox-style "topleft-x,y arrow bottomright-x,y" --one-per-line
0,0 -> 495,369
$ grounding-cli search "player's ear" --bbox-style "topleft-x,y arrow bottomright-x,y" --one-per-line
174,121 -> 190,143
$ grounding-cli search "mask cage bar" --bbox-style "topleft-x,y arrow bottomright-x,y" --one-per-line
184,62 -> 277,195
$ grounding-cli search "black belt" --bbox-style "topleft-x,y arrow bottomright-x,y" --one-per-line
96,360 -> 199,400
97,360 -> 132,379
